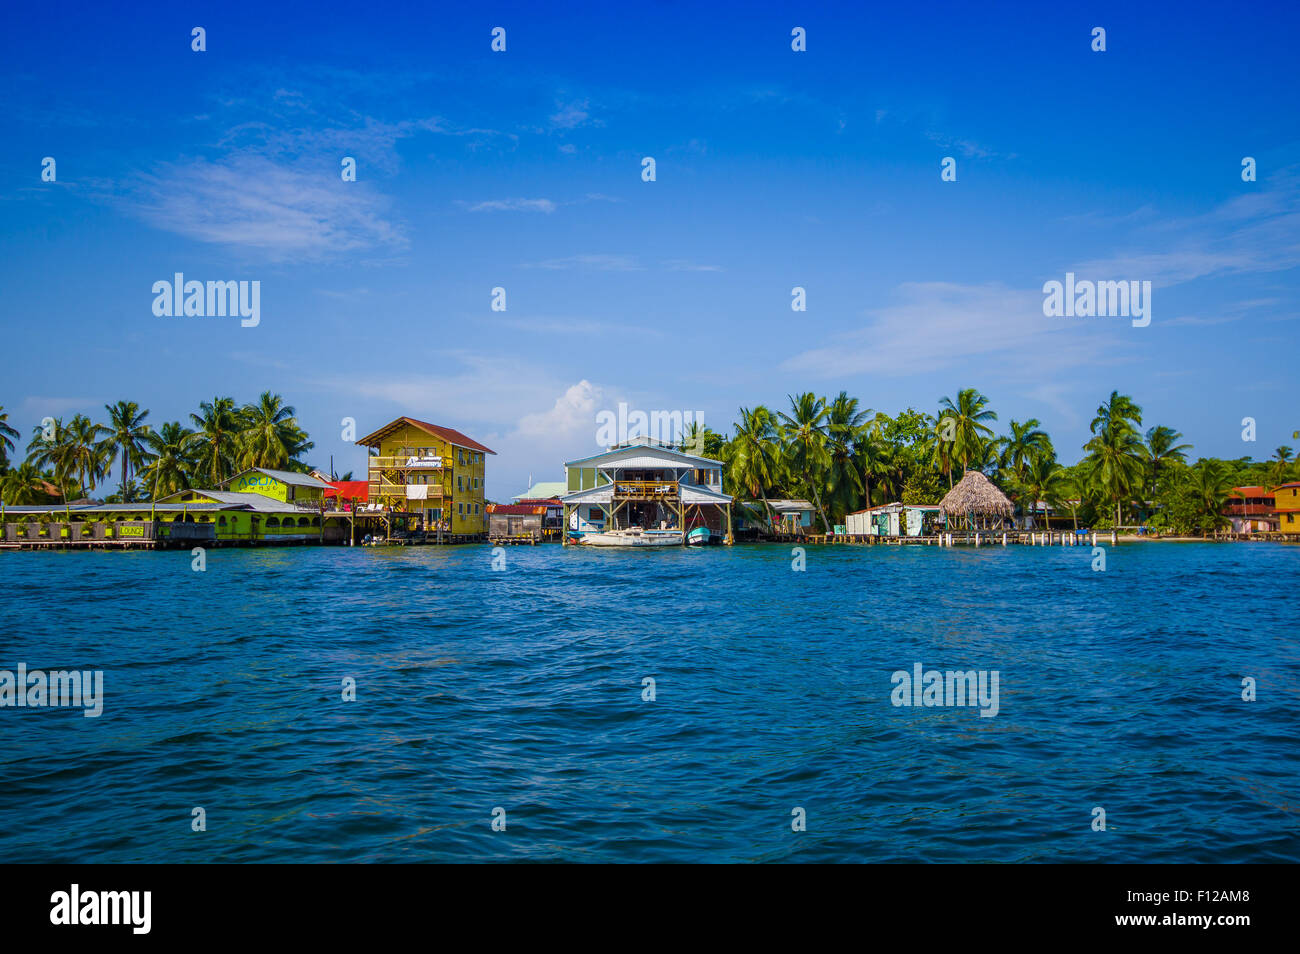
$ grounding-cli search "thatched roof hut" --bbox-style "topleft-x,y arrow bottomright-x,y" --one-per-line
938,471 -> 1013,527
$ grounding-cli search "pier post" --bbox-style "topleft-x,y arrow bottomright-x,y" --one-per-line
1002,532 -> 1007,546
1092,531 -> 1097,547
1111,530 -> 1117,545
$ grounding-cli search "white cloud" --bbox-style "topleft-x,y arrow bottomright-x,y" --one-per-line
460,198 -> 557,213
520,254 -> 643,271
122,156 -> 404,263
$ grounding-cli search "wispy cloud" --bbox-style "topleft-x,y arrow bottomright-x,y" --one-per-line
548,98 -> 595,130
520,254 -> 643,271
459,198 -> 557,213
783,281 -> 1113,378
120,156 -> 405,263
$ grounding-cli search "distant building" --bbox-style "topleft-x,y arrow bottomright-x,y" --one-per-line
511,480 -> 564,531
355,417 -> 495,537
1269,483 -> 1300,533
846,502 -> 942,537
560,438 -> 733,542
485,503 -> 545,540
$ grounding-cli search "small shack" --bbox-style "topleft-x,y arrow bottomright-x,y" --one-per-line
846,502 -> 942,537
939,471 -> 1014,530
486,503 -> 545,541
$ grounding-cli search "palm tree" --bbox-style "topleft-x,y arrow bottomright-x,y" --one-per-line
97,400 -> 151,499
824,391 -> 871,522
0,406 -> 20,469
236,392 -> 303,470
67,414 -> 108,498
1083,392 -> 1144,528
1015,450 -> 1063,531
1090,391 -> 1143,442
0,462 -> 49,505
1190,459 -> 1235,537
731,406 -> 780,531
25,417 -> 73,502
1083,430 -> 1145,529
935,388 -> 998,485
187,397 -> 239,485
1142,425 -> 1192,499
999,418 -> 1052,482
776,392 -> 832,533
1267,446 -> 1294,491
1055,471 -> 1086,531
141,421 -> 196,498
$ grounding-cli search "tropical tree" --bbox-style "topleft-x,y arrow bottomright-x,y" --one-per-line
187,397 -> 239,486
1267,446 -> 1294,491
1083,392 -> 1145,528
935,388 -> 998,485
141,421 -> 195,498
999,418 -> 1052,482
1142,425 -> 1192,499
731,406 -> 780,530
67,414 -> 109,498
777,392 -> 832,532
1189,459 -> 1235,537
25,418 -> 73,501
824,391 -> 871,522
236,392 -> 305,470
0,406 -> 20,469
0,462 -> 49,505
97,400 -> 151,499
1015,450 -> 1063,530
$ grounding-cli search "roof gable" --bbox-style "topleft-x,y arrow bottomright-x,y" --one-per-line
564,443 -> 722,470
356,417 -> 496,455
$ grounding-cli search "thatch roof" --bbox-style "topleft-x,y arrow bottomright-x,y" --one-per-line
938,470 -> 1013,517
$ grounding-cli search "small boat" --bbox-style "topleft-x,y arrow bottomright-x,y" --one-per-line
576,528 -> 683,547
686,527 -> 710,546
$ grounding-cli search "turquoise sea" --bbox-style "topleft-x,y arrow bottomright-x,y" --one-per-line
1,542 -> 1297,863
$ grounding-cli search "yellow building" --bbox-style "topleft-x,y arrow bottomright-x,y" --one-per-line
356,417 -> 495,538
1274,482 -> 1300,533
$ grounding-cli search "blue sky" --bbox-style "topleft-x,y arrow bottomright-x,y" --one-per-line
2,0 -> 1298,495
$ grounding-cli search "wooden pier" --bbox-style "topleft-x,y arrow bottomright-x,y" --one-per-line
767,530 -> 1121,547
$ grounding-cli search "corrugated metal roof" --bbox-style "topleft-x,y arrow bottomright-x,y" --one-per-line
565,444 -> 722,469
679,485 -> 733,504
513,481 -> 567,501
238,467 -> 330,489
560,485 -> 614,504
355,417 -> 496,455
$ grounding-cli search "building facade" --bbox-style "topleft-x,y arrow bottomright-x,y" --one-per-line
355,417 -> 495,537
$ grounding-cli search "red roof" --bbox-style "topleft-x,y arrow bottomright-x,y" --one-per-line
356,416 -> 495,455
485,504 -> 545,515
1230,486 -> 1272,497
324,481 -> 369,501
514,497 -> 562,506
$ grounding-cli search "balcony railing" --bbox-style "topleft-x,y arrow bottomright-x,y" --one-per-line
369,455 -> 448,470
613,480 -> 679,499
369,481 -> 445,498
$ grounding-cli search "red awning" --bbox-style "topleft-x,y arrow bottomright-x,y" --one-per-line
324,481 -> 369,501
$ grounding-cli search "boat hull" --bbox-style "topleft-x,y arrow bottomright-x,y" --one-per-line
686,527 -> 710,546
577,530 -> 683,547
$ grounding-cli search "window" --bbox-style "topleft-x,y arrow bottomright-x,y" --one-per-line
475,504 -> 479,514
459,503 -> 464,515
458,476 -> 463,492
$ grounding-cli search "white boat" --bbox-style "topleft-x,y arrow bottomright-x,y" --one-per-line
576,528 -> 683,547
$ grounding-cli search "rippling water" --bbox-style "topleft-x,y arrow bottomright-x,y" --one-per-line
1,541 -> 1297,863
